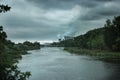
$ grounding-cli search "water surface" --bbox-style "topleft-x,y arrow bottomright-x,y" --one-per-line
18,47 -> 120,80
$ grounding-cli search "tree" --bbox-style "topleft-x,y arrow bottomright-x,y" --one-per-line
0,26 -> 7,41
104,16 -> 120,51
0,26 -> 7,51
0,1 -> 31,80
0,4 -> 11,13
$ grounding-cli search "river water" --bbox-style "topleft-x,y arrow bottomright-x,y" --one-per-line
18,47 -> 120,80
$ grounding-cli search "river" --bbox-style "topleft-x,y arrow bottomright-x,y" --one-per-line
18,47 -> 120,80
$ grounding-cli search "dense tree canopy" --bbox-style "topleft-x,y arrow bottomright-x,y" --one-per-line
55,28 -> 106,50
53,16 -> 120,52
0,27 -> 32,80
104,16 -> 120,51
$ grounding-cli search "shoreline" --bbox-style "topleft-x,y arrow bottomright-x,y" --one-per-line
64,47 -> 120,63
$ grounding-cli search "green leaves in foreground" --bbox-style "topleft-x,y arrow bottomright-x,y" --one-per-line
0,27 -> 31,80
0,65 -> 31,80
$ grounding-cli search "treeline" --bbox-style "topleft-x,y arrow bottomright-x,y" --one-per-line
56,28 -> 105,50
52,16 -> 120,52
0,26 -> 40,80
4,39 -> 40,53
16,41 -> 40,51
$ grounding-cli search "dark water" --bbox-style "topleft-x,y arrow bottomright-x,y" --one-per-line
18,47 -> 120,80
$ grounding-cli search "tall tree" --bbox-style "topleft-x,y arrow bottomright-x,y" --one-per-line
104,16 -> 120,51
0,1 -> 31,80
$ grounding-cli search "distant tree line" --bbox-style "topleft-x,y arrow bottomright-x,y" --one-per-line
52,16 -> 120,52
16,41 -> 40,51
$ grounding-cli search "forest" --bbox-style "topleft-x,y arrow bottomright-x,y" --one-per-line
51,16 -> 120,61
52,16 -> 120,52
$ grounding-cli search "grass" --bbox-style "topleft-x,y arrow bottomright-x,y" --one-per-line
64,47 -> 120,62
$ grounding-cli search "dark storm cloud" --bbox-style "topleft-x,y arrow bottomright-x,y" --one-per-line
27,0 -> 120,9
27,0 -> 100,9
27,0 -> 120,20
1,0 -> 120,43
79,0 -> 120,21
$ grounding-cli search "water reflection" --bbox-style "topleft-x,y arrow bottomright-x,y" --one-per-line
18,47 -> 120,80
103,63 -> 120,80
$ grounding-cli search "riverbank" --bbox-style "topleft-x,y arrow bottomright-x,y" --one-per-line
0,26 -> 41,80
64,47 -> 120,62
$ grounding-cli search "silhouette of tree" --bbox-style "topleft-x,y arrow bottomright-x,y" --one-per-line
0,4 -> 11,13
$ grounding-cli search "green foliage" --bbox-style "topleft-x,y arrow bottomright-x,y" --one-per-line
0,26 -> 7,52
55,16 -> 120,52
56,28 -> 106,50
0,65 -> 31,80
0,27 -> 40,80
14,41 -> 40,51
22,41 -> 40,50
86,32 -> 105,50
64,47 -> 120,62
51,16 -> 120,61
0,27 -> 31,80
104,16 -> 120,51
0,1 -> 41,79
78,28 -> 105,49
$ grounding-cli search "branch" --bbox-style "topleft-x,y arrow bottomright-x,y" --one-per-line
0,4 -> 11,13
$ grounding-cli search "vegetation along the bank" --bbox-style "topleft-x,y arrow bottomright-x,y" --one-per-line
0,3 -> 40,80
51,16 -> 120,61
0,26 -> 41,80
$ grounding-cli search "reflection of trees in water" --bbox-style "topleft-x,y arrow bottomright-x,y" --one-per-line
103,63 -> 120,80
108,64 -> 120,80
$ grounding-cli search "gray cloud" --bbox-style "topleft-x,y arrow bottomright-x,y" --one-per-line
80,1 -> 120,21
27,0 -> 99,9
27,0 -> 120,9
0,0 -> 120,43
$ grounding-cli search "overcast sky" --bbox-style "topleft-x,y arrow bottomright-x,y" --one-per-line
0,0 -> 120,43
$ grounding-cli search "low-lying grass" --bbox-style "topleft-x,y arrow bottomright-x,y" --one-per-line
64,47 -> 120,62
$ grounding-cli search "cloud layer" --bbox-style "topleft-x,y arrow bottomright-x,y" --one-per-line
0,0 -> 120,43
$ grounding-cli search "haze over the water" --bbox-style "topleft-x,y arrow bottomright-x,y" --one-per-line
0,0 -> 120,43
